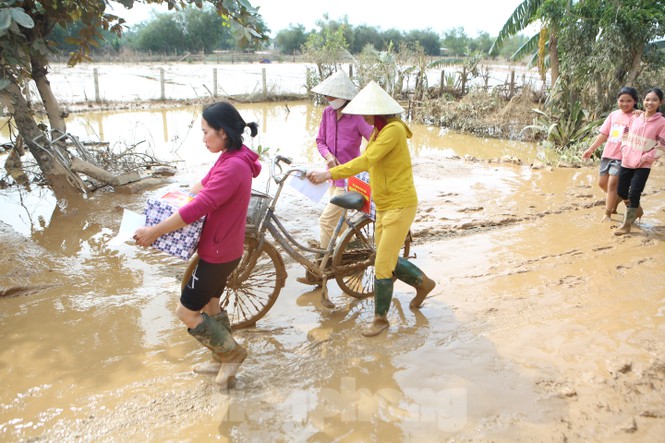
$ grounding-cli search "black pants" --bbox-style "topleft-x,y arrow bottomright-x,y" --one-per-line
617,166 -> 650,209
180,257 -> 241,312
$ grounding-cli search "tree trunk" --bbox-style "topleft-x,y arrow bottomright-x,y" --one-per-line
549,31 -> 560,87
31,54 -> 67,136
0,78 -> 85,198
624,43 -> 644,87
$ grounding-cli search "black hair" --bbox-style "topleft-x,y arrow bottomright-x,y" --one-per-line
645,88 -> 664,112
617,86 -> 639,105
645,87 -> 664,100
202,101 -> 259,151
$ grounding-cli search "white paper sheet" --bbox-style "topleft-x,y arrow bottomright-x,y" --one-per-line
288,175 -> 331,202
108,209 -> 146,247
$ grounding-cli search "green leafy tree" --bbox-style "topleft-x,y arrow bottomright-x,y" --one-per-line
441,27 -> 470,56
131,13 -> 186,53
350,24 -> 382,54
380,28 -> 404,52
301,15 -> 350,80
274,24 -> 308,54
489,0 -> 575,86
468,31 -> 493,54
404,29 -> 440,56
0,0 -> 267,197
181,5 -> 231,53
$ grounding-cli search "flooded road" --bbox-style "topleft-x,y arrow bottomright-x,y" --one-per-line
1,102 -> 664,442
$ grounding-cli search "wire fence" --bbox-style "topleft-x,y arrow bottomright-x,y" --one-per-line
25,61 -> 543,106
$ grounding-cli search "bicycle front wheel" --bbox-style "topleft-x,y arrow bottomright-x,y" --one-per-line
180,238 -> 286,329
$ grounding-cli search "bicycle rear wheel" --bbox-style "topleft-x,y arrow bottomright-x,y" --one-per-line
180,238 -> 286,329
332,217 -> 412,299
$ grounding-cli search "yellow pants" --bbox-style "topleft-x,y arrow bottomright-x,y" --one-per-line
319,186 -> 348,248
374,206 -> 417,279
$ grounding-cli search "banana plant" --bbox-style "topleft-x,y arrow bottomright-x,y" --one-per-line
522,100 -> 600,150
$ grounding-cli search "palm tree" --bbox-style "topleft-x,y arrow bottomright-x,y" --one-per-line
489,0 -> 577,87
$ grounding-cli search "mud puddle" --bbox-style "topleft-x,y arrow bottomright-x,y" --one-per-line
1,103 -> 665,442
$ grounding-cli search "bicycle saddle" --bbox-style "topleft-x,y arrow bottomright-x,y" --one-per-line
330,191 -> 366,210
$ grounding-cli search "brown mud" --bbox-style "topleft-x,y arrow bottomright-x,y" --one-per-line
1,147 -> 664,441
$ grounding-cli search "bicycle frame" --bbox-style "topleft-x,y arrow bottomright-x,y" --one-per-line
246,155 -> 369,306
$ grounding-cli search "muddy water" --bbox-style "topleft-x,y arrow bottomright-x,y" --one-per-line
1,102 -> 665,442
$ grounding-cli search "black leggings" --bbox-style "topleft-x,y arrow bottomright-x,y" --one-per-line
617,166 -> 650,208
180,257 -> 241,312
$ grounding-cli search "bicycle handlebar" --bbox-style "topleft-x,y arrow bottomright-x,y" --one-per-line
270,155 -> 306,185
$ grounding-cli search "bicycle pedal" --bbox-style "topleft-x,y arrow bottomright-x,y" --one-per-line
307,240 -> 320,248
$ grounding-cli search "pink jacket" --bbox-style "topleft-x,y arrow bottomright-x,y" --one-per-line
599,109 -> 633,160
621,112 -> 665,169
179,146 -> 261,263
316,106 -> 373,187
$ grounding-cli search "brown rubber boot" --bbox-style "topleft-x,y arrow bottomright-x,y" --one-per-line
393,257 -> 436,309
634,206 -> 643,223
215,345 -> 248,386
193,311 -> 232,374
409,275 -> 436,309
188,313 -> 247,387
296,269 -> 322,287
614,207 -> 638,236
361,278 -> 393,337
193,361 -> 221,375
362,315 -> 390,337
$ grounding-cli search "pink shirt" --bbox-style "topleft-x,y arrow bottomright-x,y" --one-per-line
179,146 -> 261,263
598,109 -> 633,160
621,112 -> 665,169
316,106 -> 373,188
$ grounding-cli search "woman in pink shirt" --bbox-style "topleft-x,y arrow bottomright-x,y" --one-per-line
583,87 -> 638,222
615,88 -> 665,235
297,70 -> 373,285
134,102 -> 262,386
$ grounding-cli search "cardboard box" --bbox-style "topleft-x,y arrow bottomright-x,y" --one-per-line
347,172 -> 376,220
145,190 -> 203,260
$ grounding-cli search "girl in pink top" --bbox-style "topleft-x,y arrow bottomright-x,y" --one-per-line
583,87 -> 638,222
615,88 -> 665,235
134,101 -> 261,385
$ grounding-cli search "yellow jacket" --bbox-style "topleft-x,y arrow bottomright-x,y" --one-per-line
330,117 -> 418,211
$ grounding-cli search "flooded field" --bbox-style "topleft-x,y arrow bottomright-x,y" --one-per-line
1,101 -> 664,442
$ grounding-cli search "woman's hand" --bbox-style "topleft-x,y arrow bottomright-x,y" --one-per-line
307,170 -> 332,184
133,226 -> 160,247
325,154 -> 338,169
133,212 -> 187,248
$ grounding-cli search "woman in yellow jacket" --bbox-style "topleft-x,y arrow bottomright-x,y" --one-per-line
307,81 -> 436,337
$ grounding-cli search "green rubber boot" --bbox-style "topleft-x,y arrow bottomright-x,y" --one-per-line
188,313 -> 247,386
614,207 -> 638,236
362,278 -> 393,337
393,257 -> 436,308
193,311 -> 231,375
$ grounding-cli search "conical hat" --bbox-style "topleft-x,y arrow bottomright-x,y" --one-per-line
311,70 -> 358,100
341,81 -> 404,115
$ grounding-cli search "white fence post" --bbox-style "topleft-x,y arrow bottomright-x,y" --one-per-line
160,68 -> 165,100
93,68 -> 100,103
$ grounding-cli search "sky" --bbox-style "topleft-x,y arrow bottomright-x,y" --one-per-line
110,0 -> 527,37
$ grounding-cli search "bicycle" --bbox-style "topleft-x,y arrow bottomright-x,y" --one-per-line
181,155 -> 411,329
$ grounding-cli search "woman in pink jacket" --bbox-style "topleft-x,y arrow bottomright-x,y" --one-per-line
583,87 -> 638,222
615,88 -> 665,235
297,70 -> 373,286
134,102 -> 262,386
